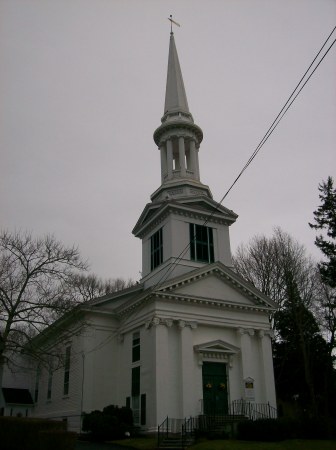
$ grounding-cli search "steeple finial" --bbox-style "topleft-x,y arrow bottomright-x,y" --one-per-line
168,15 -> 180,34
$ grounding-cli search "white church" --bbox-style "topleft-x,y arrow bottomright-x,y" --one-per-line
1,31 -> 277,432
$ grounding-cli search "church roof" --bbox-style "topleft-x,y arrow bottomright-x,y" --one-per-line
115,261 -> 278,319
164,32 -> 190,118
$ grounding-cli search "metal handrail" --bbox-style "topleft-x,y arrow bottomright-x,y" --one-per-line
181,416 -> 197,449
158,402 -> 277,447
157,415 -> 169,448
230,399 -> 277,420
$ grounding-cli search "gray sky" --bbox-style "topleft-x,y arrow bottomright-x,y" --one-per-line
1,0 -> 335,281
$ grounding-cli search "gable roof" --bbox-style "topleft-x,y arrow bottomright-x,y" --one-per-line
116,261 -> 277,318
156,262 -> 277,309
2,388 -> 34,405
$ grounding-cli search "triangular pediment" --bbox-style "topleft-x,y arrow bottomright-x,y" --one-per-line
156,262 -> 277,311
194,339 -> 240,355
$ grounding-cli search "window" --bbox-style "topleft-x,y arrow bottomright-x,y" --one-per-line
151,228 -> 163,270
132,331 -> 140,363
47,366 -> 53,400
132,366 -> 140,425
190,223 -> 214,263
63,346 -> 71,396
140,394 -> 146,425
34,367 -> 40,403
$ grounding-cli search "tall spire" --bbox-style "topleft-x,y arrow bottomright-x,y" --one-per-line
152,32 -> 211,202
163,33 -> 190,119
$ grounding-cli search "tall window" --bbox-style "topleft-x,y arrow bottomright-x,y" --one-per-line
190,223 -> 214,263
132,366 -> 140,425
34,367 -> 40,403
47,365 -> 53,400
63,346 -> 71,396
151,228 -> 163,270
132,331 -> 140,363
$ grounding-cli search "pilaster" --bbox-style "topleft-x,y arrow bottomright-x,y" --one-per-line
258,330 -> 277,407
178,320 -> 197,418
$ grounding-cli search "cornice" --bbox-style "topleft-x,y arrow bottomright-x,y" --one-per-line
133,200 -> 236,239
153,120 -> 203,146
153,291 -> 273,313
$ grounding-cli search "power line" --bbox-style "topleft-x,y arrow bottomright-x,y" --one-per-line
151,25 -> 336,291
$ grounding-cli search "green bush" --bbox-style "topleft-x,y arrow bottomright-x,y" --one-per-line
82,404 -> 133,441
39,430 -> 77,450
0,417 -> 66,450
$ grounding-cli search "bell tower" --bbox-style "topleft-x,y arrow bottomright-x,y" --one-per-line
133,32 -> 238,287
152,31 -> 212,202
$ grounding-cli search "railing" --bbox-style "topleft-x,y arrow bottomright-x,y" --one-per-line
158,402 -> 277,447
157,416 -> 185,447
181,416 -> 198,449
197,400 -> 277,432
230,399 -> 277,420
157,416 -> 169,448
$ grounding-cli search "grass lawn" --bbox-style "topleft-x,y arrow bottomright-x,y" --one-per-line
113,438 -> 336,450
192,440 -> 336,450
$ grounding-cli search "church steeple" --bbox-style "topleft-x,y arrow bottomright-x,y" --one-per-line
133,31 -> 237,287
152,32 -> 211,202
163,32 -> 191,120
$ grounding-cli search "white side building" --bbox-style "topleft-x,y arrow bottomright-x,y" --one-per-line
1,31 -> 277,433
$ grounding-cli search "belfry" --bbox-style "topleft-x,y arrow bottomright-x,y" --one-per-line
153,31 -> 206,194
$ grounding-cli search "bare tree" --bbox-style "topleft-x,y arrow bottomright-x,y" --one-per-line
67,273 -> 135,303
0,230 -> 88,387
233,227 -> 333,415
233,227 -> 316,309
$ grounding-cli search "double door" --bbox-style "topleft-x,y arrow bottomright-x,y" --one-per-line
202,362 -> 228,415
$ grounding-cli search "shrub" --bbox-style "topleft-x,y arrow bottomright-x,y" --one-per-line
0,417 -> 66,450
82,404 -> 133,441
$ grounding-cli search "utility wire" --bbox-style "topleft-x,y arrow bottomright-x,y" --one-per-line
151,26 -> 336,291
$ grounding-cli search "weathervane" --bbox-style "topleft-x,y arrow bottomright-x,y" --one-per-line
168,14 -> 180,33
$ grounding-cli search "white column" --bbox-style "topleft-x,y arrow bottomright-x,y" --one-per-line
258,330 -> 277,408
195,147 -> 200,181
179,321 -> 196,418
189,140 -> 199,181
160,144 -> 167,183
178,137 -> 186,177
166,139 -> 173,180
238,328 -> 254,380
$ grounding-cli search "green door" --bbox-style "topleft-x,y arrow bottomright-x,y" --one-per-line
202,362 -> 228,415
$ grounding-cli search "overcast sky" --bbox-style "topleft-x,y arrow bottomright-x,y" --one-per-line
1,0 -> 335,282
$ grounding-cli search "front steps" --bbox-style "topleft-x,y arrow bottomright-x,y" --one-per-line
157,432 -> 194,449
198,414 -> 248,438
